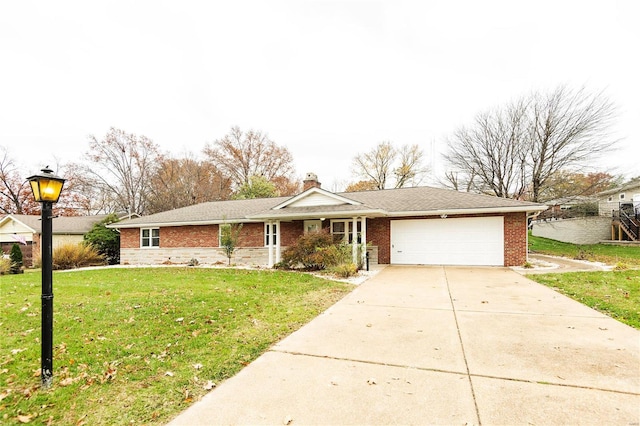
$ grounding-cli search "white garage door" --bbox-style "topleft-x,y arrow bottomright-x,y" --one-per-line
391,217 -> 504,266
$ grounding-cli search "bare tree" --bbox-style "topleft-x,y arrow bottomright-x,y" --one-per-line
443,85 -> 617,201
444,101 -> 529,198
352,141 -> 395,190
527,86 -> 617,202
146,155 -> 232,214
80,128 -> 162,215
203,127 -> 295,190
352,141 -> 427,190
0,147 -> 32,214
394,144 -> 428,188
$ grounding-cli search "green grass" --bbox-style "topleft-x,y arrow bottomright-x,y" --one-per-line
529,270 -> 640,329
527,233 -> 640,329
528,233 -> 640,267
0,267 -> 353,425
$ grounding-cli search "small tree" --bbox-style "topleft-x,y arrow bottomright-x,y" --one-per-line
220,223 -> 243,265
9,243 -> 24,274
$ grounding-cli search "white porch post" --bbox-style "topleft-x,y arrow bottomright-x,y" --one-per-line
360,216 -> 367,266
275,220 -> 281,264
267,221 -> 274,268
352,216 -> 358,264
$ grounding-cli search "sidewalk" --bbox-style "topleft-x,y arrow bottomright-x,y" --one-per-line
169,266 -> 640,425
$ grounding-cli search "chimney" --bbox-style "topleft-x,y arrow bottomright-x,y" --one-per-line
303,172 -> 321,191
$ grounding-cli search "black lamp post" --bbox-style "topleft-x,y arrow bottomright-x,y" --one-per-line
27,167 -> 65,388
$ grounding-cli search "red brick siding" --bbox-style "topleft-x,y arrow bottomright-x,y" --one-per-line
237,223 -> 264,247
120,228 -> 140,248
367,217 -> 391,264
503,212 -> 527,266
281,221 -> 303,246
162,225 -> 217,248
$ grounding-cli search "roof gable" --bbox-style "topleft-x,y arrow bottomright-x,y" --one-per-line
273,187 -> 361,210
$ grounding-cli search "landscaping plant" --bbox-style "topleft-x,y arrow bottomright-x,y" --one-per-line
9,243 -> 24,274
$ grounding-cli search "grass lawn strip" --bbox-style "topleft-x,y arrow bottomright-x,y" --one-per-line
527,234 -> 640,329
0,267 -> 354,425
528,270 -> 640,329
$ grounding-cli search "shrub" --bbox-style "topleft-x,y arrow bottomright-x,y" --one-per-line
53,243 -> 106,270
84,214 -> 121,264
9,243 -> 24,274
330,262 -> 358,278
280,231 -> 335,270
0,256 -> 10,275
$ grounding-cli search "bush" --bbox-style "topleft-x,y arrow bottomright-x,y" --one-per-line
9,243 -> 24,274
53,243 -> 106,270
280,231 -> 335,270
84,214 -> 121,265
280,232 -> 360,274
330,262 -> 358,278
0,256 -> 10,275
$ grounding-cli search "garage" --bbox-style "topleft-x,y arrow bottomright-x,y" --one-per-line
390,216 -> 504,266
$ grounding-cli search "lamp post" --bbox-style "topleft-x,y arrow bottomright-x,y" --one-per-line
27,167 -> 65,388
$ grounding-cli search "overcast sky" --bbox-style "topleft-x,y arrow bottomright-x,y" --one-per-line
1,0 -> 638,190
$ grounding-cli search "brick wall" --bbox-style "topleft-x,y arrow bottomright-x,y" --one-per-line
503,212 -> 527,266
367,217 -> 390,264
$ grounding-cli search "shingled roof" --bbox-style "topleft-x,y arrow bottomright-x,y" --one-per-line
1,214 -> 111,234
112,186 -> 546,228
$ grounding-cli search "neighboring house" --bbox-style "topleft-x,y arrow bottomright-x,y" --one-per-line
597,181 -> 640,241
0,214 -> 115,267
109,174 -> 546,267
597,181 -> 640,217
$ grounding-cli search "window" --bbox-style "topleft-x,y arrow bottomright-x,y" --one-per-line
608,196 -> 613,202
304,220 -> 322,234
264,223 -> 277,246
330,220 -> 361,243
141,228 -> 159,248
620,193 -> 625,200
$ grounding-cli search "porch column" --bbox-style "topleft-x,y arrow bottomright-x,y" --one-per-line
352,217 -> 358,264
275,220 -> 281,264
267,221 -> 274,268
360,216 -> 367,266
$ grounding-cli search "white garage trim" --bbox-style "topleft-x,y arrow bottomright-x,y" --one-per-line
391,217 -> 504,266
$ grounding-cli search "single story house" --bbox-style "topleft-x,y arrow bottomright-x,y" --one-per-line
109,174 -> 547,267
0,213 -> 119,267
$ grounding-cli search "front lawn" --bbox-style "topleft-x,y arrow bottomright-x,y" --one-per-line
0,267 -> 353,425
526,233 -> 640,329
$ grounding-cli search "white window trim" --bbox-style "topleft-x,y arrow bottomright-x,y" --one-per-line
141,227 -> 160,248
330,219 -> 361,244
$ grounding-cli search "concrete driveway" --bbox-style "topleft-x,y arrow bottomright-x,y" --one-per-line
169,266 -> 640,425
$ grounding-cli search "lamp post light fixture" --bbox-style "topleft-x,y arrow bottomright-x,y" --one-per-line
27,167 -> 66,388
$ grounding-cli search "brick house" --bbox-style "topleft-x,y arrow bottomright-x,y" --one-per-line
110,174 -> 546,267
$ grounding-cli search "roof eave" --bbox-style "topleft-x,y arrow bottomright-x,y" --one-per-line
247,209 -> 387,220
387,205 -> 548,217
108,218 -> 260,229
